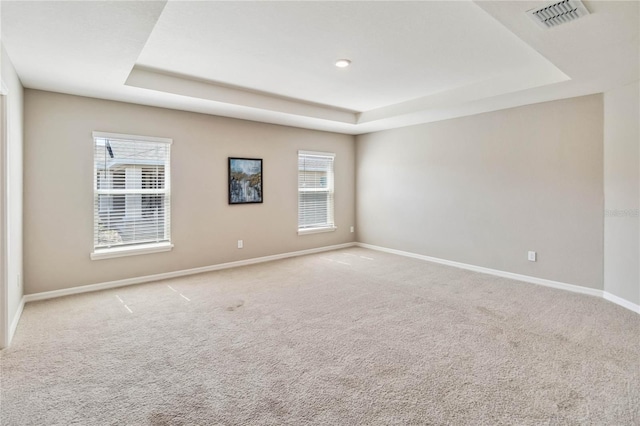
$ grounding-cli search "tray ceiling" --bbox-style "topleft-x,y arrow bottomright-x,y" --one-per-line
1,1 -> 637,134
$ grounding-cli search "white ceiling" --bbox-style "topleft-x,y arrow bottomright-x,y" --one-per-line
1,1 -> 638,135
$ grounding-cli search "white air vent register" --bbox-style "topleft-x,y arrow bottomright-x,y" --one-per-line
527,0 -> 590,29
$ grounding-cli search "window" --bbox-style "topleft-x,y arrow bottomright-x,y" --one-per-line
298,150 -> 336,234
92,131 -> 172,259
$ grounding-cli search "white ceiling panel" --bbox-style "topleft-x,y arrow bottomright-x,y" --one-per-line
1,1 -> 637,135
1,1 -> 167,89
136,1 -> 564,111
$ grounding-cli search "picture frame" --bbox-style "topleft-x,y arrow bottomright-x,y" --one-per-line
228,157 -> 263,204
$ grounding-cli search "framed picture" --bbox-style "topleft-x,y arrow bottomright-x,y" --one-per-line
228,157 -> 263,204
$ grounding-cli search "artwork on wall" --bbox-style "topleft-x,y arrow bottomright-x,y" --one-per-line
228,157 -> 263,204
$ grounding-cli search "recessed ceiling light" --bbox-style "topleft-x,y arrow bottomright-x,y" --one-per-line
335,59 -> 351,68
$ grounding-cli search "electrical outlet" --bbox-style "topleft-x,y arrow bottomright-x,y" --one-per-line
350,226 -> 354,233
237,240 -> 243,249
528,251 -> 537,262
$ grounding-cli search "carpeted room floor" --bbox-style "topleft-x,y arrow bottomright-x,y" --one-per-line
1,247 -> 638,425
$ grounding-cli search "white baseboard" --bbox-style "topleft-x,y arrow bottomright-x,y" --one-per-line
9,296 -> 25,344
24,242 -> 357,303
20,241 -> 640,316
603,291 -> 640,314
357,242 -> 604,297
359,243 -> 639,314
358,243 -> 639,314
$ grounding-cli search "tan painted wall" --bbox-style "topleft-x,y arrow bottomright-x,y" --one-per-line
24,90 -> 355,294
356,94 -> 604,290
604,80 -> 640,305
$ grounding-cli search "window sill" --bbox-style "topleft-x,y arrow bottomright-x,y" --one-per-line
91,242 -> 173,260
297,226 -> 337,236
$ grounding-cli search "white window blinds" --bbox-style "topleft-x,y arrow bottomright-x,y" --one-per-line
93,132 -> 171,251
298,151 -> 335,231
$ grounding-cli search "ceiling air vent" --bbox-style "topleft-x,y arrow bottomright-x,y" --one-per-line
527,0 -> 590,29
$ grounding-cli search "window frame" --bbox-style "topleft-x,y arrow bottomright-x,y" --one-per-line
91,131 -> 173,260
297,150 -> 337,235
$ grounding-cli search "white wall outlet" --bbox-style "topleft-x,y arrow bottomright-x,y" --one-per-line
528,251 -> 537,262
350,226 -> 354,233
237,240 -> 243,249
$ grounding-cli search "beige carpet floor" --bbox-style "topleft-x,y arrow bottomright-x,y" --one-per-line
1,247 -> 639,425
